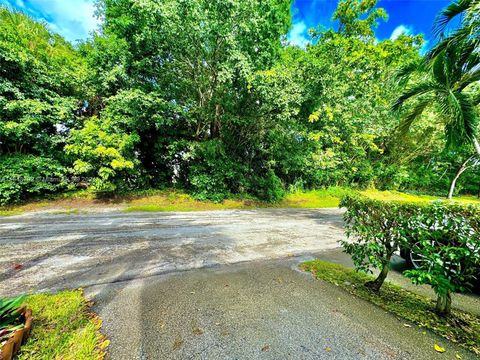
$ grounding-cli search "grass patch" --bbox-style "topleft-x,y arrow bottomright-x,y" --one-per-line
124,187 -> 352,212
360,189 -> 480,205
279,187 -> 353,208
300,260 -> 480,355
1,187 -> 478,215
0,209 -> 23,216
17,290 -> 108,360
124,190 -> 258,212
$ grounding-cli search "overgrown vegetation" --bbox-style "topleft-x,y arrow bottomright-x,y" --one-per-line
17,290 -> 107,360
301,260 -> 480,355
0,0 -> 478,205
340,195 -> 480,316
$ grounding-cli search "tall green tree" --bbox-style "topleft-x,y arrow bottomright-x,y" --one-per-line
301,0 -> 422,188
0,7 -> 85,204
0,7 -> 85,157
393,0 -> 480,198
332,0 -> 388,38
70,0 -> 296,198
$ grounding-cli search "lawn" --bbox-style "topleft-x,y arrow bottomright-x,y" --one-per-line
0,187 -> 479,216
301,260 -> 480,355
16,290 -> 107,360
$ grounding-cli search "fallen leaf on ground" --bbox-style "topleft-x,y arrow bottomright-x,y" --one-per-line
13,263 -> 23,270
173,338 -> 184,351
403,324 -> 412,328
99,340 -> 110,350
434,344 -> 446,353
324,347 -> 332,352
192,327 -> 204,336
455,354 -> 462,359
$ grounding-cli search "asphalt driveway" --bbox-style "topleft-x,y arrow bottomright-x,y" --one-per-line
0,208 -> 344,295
87,255 -> 477,360
1,209 -> 478,359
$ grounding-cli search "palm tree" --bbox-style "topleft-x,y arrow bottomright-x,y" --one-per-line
393,44 -> 479,154
430,0 -> 479,60
393,0 -> 480,199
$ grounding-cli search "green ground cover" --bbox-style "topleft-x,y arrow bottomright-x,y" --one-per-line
16,290 -> 107,360
0,187 -> 478,216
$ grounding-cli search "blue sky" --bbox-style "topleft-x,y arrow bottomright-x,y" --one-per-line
1,0 -> 452,46
288,0 -> 452,48
0,0 -> 100,42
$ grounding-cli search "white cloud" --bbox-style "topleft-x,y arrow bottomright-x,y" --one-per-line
288,21 -> 310,48
389,25 -> 413,40
10,0 -> 100,42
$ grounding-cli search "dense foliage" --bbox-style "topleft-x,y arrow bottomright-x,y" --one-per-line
0,0 -> 478,204
340,195 -> 416,290
404,202 -> 480,315
340,195 -> 480,315
0,7 -> 84,203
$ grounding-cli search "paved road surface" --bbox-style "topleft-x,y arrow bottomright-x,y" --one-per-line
0,208 -> 344,295
1,209 -> 478,359
87,256 -> 477,360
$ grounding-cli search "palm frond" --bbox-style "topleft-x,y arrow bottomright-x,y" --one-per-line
428,24 -> 478,60
457,66 -> 480,90
433,0 -> 475,37
443,91 -> 478,147
393,59 -> 425,86
396,98 -> 432,137
391,81 -> 438,112
432,51 -> 448,86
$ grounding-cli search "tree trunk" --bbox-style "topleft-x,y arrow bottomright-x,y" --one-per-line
366,262 -> 389,292
448,156 -> 473,199
473,137 -> 480,156
436,291 -> 452,316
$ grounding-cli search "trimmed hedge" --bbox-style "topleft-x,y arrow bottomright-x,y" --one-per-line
340,195 -> 480,315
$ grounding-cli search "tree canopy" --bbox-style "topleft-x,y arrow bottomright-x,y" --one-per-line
0,0 -> 478,205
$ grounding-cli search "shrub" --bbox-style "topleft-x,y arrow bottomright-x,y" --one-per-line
0,155 -> 68,206
65,116 -> 140,194
252,169 -> 285,203
339,195 -> 416,291
184,140 -> 286,202
404,202 -> 480,315
340,195 -> 480,316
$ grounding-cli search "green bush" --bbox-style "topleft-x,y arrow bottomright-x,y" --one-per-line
252,169 -> 285,203
0,155 -> 68,206
340,195 -> 480,316
186,140 -> 246,202
403,202 -> 480,315
339,195 -> 417,291
184,140 -> 286,202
